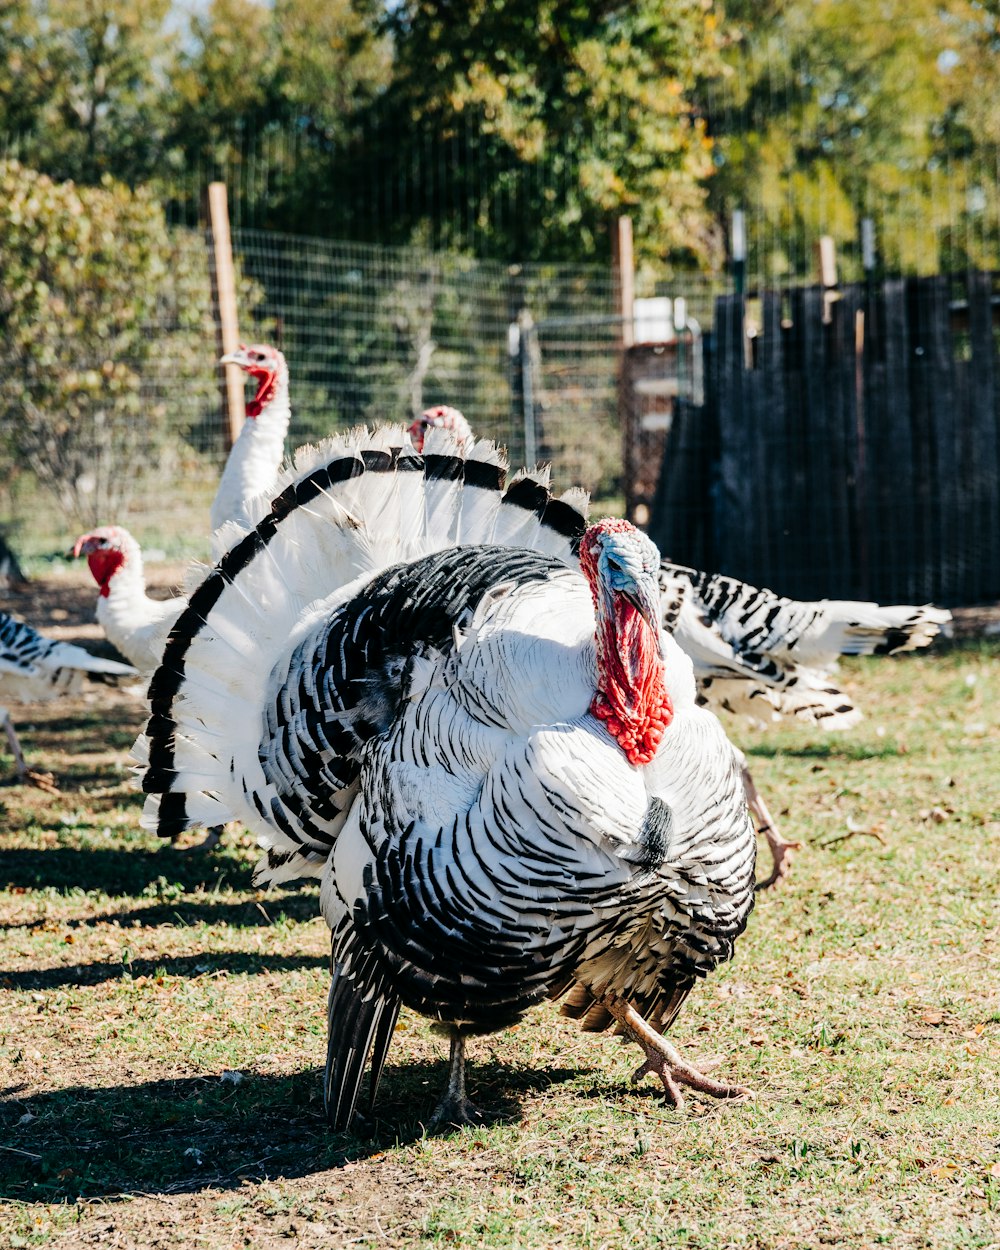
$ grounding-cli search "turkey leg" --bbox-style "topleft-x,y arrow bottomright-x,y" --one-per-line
1,706 -> 57,793
603,995 -> 752,1110
427,1030 -> 486,1129
741,759 -> 800,890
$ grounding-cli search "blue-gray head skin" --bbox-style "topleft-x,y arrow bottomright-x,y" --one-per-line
579,519 -> 671,766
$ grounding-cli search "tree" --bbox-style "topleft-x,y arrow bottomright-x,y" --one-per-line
0,160 -> 217,528
330,0 -> 725,266
703,0 -> 1000,279
164,0 -> 390,230
0,0 -> 173,185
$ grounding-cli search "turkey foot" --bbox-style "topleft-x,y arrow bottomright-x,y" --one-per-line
24,767 -> 60,795
742,762 -> 800,891
604,995 -> 752,1111
426,1031 -> 486,1130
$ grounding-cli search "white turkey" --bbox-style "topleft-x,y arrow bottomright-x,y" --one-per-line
71,524 -> 229,851
72,526 -> 184,674
662,563 -> 952,887
0,609 -> 137,791
408,404 -> 473,453
212,343 -> 292,556
134,427 -> 757,1129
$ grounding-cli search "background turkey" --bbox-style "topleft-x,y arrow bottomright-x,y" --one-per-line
212,343 -> 292,557
134,426 -> 757,1129
69,343 -> 293,849
0,609 -> 137,791
663,564 -> 952,887
408,404 -> 473,452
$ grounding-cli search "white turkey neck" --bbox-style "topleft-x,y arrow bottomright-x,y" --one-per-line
210,364 -> 291,534
93,542 -> 167,652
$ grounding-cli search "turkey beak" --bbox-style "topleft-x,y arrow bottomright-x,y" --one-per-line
71,535 -> 93,558
621,586 -> 664,653
219,348 -> 247,367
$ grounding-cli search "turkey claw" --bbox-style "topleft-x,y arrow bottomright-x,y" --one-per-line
24,768 -> 60,795
755,828 -> 803,891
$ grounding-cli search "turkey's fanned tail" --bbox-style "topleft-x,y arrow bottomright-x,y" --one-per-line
133,426 -> 589,874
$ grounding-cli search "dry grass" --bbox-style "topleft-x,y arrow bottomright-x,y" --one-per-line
1,576 -> 998,1248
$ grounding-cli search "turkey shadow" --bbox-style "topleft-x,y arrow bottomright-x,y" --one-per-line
1,772 -> 145,800
0,1060 -> 586,1202
0,845 -> 254,900
2,891 -> 321,935
2,949 -> 325,991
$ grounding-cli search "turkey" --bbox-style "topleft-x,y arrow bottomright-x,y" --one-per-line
0,609 -> 137,791
72,526 -> 184,674
134,427 -> 757,1130
662,563 -> 952,887
71,525 -> 230,852
212,343 -> 292,557
408,404 -> 473,453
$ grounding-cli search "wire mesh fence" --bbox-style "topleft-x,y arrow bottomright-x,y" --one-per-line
0,225 -> 662,562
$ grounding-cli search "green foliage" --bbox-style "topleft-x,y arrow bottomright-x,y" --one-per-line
0,0 -> 173,185
163,0 -> 391,231
344,0 -> 725,265
708,0 -> 1000,278
0,159 -> 216,528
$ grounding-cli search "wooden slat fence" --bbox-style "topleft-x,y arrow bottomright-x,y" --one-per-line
647,272 -> 1000,605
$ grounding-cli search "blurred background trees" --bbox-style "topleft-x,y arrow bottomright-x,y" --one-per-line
4,1 -> 1000,275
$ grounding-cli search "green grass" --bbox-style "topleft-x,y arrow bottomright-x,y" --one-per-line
1,643 -> 998,1248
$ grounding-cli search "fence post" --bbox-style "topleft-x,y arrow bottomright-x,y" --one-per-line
612,216 -> 635,347
207,182 -> 245,449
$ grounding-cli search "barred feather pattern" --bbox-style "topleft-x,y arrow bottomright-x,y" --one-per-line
660,563 -> 950,729
133,426 -> 756,1129
137,426 -> 589,871
0,610 -> 137,704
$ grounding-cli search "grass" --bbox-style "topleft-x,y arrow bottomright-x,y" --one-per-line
1,624 -> 998,1249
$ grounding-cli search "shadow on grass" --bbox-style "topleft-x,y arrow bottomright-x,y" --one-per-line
0,1060 -> 586,1202
3,891 -> 321,935
744,740 -> 903,762
1,845 -> 254,899
2,949 -> 326,990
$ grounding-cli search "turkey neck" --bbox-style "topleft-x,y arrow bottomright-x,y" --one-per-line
212,367 -> 290,531
245,360 -> 289,422
92,543 -> 151,621
591,596 -> 672,767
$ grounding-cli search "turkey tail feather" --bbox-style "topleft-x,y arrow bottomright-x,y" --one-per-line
325,950 -> 401,1132
133,425 -> 589,853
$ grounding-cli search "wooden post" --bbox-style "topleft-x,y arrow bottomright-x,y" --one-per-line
817,235 -> 841,325
207,182 -> 245,448
612,216 -> 635,347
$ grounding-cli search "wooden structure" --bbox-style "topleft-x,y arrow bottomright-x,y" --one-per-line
207,182 -> 245,448
645,272 -> 1000,605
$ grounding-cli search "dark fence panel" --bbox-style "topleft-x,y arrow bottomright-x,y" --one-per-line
648,272 -> 1000,606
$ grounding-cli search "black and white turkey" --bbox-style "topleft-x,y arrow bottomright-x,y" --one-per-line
0,609 -> 137,791
134,427 -> 757,1129
661,563 -> 952,887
